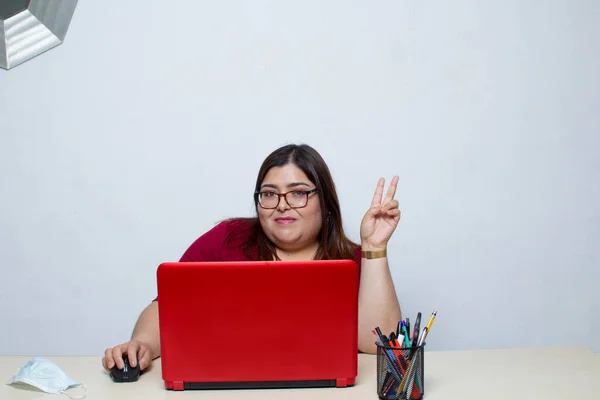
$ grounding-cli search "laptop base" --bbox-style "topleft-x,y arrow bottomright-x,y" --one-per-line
165,378 -> 355,391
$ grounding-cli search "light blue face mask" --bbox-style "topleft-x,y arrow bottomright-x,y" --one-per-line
6,357 -> 86,399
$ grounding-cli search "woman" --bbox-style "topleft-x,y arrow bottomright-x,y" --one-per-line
102,144 -> 402,372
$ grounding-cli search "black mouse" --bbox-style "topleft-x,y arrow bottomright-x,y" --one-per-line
110,355 -> 140,382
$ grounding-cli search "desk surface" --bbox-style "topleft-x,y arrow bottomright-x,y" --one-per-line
2,346 -> 599,400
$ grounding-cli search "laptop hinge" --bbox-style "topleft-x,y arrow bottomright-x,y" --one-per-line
183,379 -> 338,390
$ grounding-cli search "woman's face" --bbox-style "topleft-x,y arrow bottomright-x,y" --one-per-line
257,163 -> 322,252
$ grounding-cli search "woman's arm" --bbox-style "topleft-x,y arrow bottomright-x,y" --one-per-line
130,301 -> 161,360
102,301 -> 160,372
357,176 -> 402,353
358,255 -> 401,353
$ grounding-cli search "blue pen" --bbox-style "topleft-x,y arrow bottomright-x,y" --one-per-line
401,321 -> 411,348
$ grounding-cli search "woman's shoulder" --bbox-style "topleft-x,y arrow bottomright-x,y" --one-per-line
219,217 -> 257,246
220,217 -> 255,234
183,218 -> 255,248
180,218 -> 257,262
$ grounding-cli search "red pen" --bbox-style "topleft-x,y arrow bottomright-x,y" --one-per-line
389,338 -> 407,373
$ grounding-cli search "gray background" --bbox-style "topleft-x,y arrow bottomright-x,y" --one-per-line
0,0 -> 598,356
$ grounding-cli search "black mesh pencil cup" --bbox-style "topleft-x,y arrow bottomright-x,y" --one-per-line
376,343 -> 425,400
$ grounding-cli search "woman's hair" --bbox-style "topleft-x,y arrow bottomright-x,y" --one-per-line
228,144 -> 358,261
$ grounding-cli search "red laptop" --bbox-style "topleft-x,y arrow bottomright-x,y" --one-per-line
156,260 -> 359,391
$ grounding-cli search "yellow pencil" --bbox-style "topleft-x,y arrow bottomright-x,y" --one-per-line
425,310 -> 437,333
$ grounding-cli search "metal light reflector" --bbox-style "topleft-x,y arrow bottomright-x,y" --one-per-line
0,0 -> 78,70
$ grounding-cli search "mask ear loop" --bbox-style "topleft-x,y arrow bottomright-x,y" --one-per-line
61,384 -> 87,400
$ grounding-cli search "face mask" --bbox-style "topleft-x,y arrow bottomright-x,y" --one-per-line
6,357 -> 86,399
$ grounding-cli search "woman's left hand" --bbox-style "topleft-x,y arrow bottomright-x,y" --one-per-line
360,176 -> 401,251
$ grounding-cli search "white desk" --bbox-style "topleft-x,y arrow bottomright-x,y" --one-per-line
1,346 -> 598,399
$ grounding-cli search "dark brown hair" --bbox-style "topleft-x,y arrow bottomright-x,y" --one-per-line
228,144 -> 358,261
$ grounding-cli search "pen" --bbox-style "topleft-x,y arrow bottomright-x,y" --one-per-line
401,321 -> 411,348
379,371 -> 392,397
388,333 -> 408,372
402,351 -> 423,399
383,374 -> 397,398
402,318 -> 423,393
391,337 -> 407,372
407,313 -> 423,392
417,327 -> 427,346
411,313 -> 421,347
375,327 -> 386,343
405,318 -> 410,342
409,312 -> 422,359
374,328 -> 405,381
372,330 -> 381,345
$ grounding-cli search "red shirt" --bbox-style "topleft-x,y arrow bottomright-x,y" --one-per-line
154,219 -> 362,301
180,219 -> 362,265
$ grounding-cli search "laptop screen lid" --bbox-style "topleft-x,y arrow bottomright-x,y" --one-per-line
156,259 -> 359,390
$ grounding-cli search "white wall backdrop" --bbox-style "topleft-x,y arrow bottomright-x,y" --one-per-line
0,0 -> 598,356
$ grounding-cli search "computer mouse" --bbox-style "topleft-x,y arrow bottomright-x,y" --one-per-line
110,355 -> 140,382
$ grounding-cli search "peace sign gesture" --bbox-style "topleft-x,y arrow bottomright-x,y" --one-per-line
360,176 -> 401,251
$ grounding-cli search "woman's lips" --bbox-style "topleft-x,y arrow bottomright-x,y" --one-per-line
275,217 -> 296,225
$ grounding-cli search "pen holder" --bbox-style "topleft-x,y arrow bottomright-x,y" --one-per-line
376,343 -> 425,400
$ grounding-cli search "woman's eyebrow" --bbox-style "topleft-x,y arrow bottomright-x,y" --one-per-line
260,182 -> 311,190
286,182 -> 310,188
260,184 -> 279,190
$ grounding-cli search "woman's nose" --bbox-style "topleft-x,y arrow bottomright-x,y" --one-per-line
276,194 -> 291,212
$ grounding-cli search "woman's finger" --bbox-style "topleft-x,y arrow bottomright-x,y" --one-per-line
138,346 -> 152,371
102,349 -> 112,371
363,205 -> 382,220
386,209 -> 401,219
370,178 -> 385,207
381,199 -> 399,213
127,343 -> 140,368
383,176 -> 399,202
111,346 -> 125,370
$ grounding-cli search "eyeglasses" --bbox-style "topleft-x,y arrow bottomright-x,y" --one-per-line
255,188 -> 318,209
